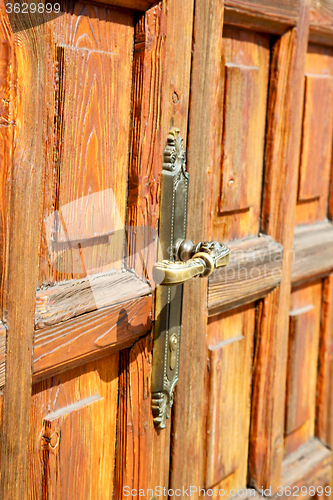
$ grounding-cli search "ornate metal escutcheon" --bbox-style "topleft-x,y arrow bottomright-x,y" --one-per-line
151,128 -> 230,429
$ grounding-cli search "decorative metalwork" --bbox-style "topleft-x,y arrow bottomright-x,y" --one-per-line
151,128 -> 230,429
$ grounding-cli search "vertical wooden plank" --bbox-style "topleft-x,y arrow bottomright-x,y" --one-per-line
117,0 -> 194,496
115,336 -> 171,498
285,282 -> 322,456
0,6 -> 45,499
206,306 -> 255,490
249,0 -> 310,491
170,0 -> 224,496
317,274 -> 333,449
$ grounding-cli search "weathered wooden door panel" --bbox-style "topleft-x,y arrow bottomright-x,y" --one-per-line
0,0 -> 194,498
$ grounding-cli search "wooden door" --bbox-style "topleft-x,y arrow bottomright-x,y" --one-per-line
0,0 -> 195,498
2,0 -> 333,499
170,0 -> 333,499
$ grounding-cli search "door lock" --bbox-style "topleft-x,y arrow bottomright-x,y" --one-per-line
151,128 -> 230,429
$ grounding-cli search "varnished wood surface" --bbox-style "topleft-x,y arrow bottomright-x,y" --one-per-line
33,295 -> 152,382
292,222 -> 333,286
35,270 -> 151,329
208,236 -> 283,316
249,0 -> 311,491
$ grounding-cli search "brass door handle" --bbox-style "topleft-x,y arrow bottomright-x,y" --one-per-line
153,240 -> 230,285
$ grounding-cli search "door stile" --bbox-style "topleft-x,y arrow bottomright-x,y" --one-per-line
0,8 -> 45,499
114,0 -> 195,496
249,0 -> 310,492
169,0 -> 225,495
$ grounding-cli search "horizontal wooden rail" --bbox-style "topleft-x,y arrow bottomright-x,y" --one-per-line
208,235 -> 283,316
280,439 -> 331,499
292,221 -> 333,286
33,295 -> 152,382
35,270 -> 151,329
32,270 -> 152,381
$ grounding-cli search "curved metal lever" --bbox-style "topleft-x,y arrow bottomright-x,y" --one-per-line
153,240 -> 230,286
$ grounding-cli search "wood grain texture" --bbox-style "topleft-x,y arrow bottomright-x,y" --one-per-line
281,439 -> 331,499
292,221 -> 333,286
296,44 -> 333,225
114,336 -> 170,499
27,354 -> 119,500
206,305 -> 255,490
38,4 -> 135,284
208,236 -> 283,316
285,282 -> 322,456
35,270 -> 151,329
249,1 -> 311,490
0,4 -> 46,498
317,274 -> 333,449
33,295 -> 152,382
211,26 -> 270,241
170,1 -> 224,495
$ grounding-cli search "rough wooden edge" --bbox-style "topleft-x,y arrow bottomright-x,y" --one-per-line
280,438 -> 332,498
170,0 -> 224,493
291,221 -> 333,286
249,0 -> 310,491
32,294 -> 152,382
208,235 -> 283,316
35,270 -> 151,329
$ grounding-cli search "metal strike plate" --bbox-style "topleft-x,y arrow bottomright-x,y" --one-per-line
151,128 -> 230,429
151,128 -> 188,429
